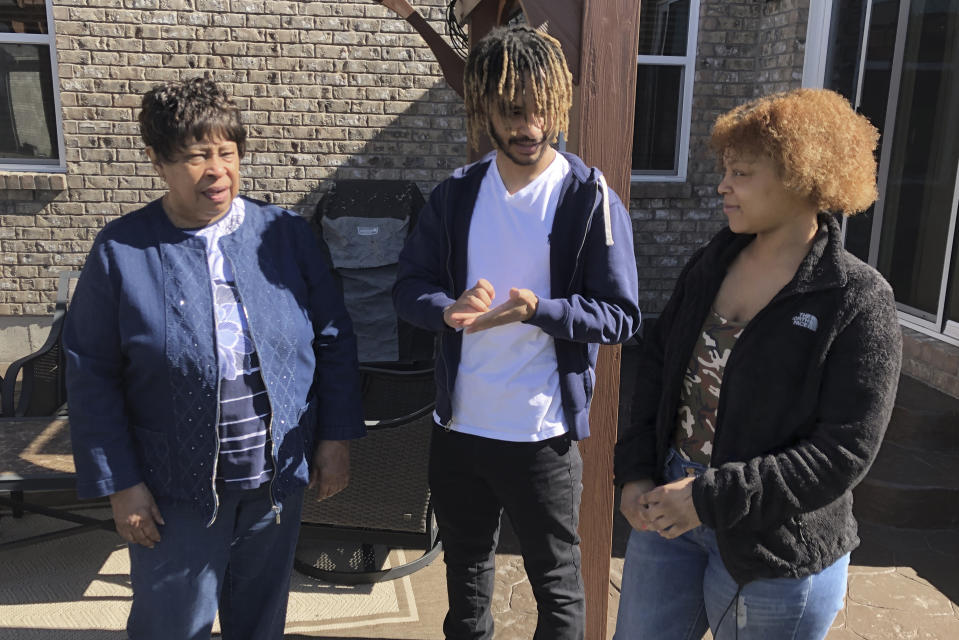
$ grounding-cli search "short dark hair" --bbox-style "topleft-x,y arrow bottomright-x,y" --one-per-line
138,77 -> 246,163
463,25 -> 572,151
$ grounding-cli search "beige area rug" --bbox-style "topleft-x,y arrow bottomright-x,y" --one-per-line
0,507 -> 421,639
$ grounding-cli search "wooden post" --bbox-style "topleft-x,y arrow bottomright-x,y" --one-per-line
573,1 -> 641,638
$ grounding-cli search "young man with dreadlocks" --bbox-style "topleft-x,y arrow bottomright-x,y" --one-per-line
393,25 -> 640,640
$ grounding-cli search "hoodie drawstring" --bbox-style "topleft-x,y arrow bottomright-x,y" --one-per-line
594,174 -> 614,246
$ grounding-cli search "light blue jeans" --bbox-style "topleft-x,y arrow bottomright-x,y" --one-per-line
614,450 -> 848,640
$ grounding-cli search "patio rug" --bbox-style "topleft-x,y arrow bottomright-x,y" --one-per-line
0,506 -> 421,639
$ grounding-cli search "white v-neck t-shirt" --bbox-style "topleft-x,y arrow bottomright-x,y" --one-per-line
449,151 -> 571,442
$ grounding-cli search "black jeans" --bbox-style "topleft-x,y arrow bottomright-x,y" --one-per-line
428,427 -> 585,640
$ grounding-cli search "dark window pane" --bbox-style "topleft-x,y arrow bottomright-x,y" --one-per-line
0,43 -> 59,164
824,0 -> 868,103
638,0 -> 690,57
632,64 -> 682,173
860,0 -> 901,136
829,0 -> 901,261
876,1 -> 959,316
0,0 -> 48,34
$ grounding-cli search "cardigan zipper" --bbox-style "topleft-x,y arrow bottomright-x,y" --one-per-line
204,252 -> 222,527
227,253 -> 281,525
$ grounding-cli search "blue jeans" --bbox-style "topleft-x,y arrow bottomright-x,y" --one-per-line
614,450 -> 848,640
127,484 -> 303,640
429,427 -> 585,640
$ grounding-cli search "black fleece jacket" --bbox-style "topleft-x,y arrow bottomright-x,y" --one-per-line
614,214 -> 902,584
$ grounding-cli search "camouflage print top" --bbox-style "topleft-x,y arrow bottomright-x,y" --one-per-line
671,308 -> 746,466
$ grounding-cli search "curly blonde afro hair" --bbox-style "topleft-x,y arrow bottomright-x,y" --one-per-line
709,88 -> 879,215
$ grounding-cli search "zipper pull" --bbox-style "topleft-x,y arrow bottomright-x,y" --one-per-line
445,418 -> 453,432
273,504 -> 281,525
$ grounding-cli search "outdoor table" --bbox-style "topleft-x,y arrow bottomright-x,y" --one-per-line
0,415 -> 114,551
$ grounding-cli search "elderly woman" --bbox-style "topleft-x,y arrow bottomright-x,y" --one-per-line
613,89 -> 902,639
64,78 -> 364,640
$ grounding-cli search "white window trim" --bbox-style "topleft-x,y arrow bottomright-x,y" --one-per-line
902,313 -> 959,348
801,0 -> 833,88
631,0 -> 699,183
0,0 -> 67,173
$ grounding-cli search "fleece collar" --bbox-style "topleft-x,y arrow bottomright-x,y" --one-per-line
710,213 -> 848,300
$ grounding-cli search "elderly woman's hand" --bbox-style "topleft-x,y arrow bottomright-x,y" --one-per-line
310,440 -> 351,501
109,482 -> 165,548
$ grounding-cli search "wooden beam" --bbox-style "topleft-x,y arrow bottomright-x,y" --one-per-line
466,0 -> 501,52
520,0 -> 584,84
573,1 -> 641,638
453,0 -> 486,25
465,0 -> 501,161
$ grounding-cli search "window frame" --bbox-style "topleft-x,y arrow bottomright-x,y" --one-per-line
859,0 -> 959,340
631,0 -> 699,183
814,0 -> 959,348
0,0 -> 66,173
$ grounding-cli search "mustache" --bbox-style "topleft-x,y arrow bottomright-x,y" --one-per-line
509,136 -> 543,145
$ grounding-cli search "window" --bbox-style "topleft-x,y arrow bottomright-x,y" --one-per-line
0,0 -> 64,171
632,0 -> 699,182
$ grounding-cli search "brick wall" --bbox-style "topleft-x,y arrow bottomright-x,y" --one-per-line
630,0 -> 810,316
0,0 -> 812,317
0,0 -> 465,317
7,0 -> 959,401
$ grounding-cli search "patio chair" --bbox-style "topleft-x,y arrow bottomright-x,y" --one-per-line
2,270 -> 80,417
312,178 -> 432,364
295,180 -> 440,584
296,362 -> 439,584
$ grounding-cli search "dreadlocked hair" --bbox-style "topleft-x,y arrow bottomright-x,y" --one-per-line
463,25 -> 573,151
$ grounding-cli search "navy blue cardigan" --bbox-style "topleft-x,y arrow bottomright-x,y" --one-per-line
65,197 -> 364,523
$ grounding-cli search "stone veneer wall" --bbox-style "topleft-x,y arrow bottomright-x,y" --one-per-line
0,0 -> 464,318
901,328 -> 959,399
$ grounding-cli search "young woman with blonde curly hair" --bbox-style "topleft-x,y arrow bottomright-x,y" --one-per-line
613,88 -> 902,639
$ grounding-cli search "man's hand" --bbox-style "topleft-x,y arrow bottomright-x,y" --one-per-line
374,0 -> 414,19
444,279 -> 495,329
109,482 -> 164,549
619,478 -> 656,533
639,476 -> 701,539
310,440 -> 351,501
466,287 -> 538,333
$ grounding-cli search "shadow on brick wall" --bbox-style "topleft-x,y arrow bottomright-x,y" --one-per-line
263,76 -> 468,221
